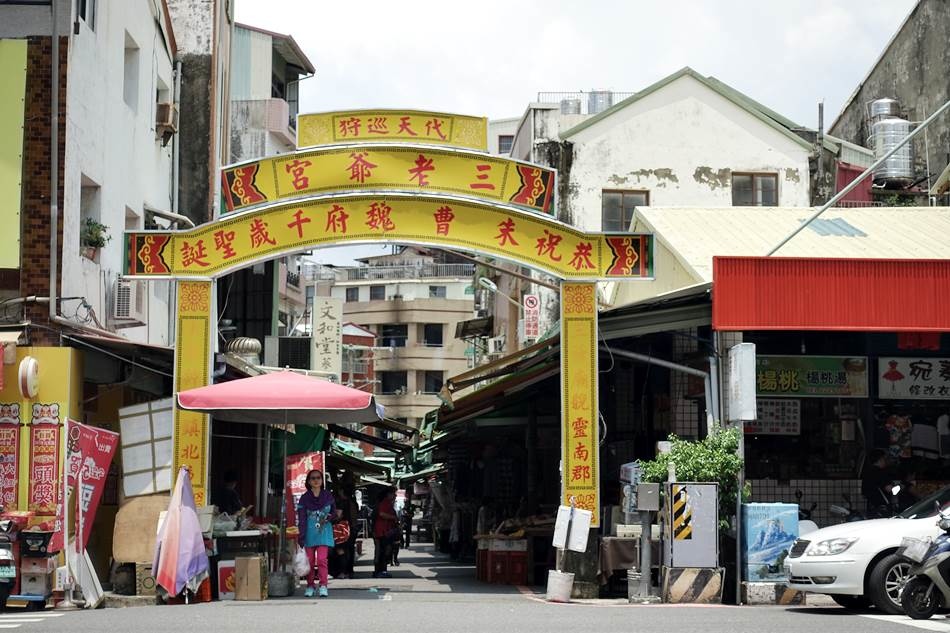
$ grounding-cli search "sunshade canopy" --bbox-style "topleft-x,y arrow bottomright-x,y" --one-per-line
177,371 -> 383,426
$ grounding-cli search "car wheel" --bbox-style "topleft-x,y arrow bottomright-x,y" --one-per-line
867,553 -> 912,615
830,594 -> 871,610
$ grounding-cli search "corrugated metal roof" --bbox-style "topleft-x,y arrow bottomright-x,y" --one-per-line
632,206 -> 950,284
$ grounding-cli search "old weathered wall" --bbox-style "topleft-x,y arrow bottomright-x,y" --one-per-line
829,0 -> 950,189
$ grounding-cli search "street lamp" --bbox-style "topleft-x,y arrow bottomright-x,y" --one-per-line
477,277 -> 523,315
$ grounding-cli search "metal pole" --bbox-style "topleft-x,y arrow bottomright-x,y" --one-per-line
637,509 -> 655,600
766,97 -> 950,256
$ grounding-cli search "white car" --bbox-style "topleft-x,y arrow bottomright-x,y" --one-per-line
785,486 -> 950,614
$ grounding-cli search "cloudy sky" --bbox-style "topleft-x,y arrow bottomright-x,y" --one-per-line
234,0 -> 918,263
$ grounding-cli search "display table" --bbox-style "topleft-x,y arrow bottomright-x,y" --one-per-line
598,536 -> 661,585
211,530 -> 278,599
475,527 -> 554,586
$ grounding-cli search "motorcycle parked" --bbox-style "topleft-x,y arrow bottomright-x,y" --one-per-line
899,503 -> 950,620
830,494 -> 866,522
795,489 -> 819,534
0,508 -> 19,611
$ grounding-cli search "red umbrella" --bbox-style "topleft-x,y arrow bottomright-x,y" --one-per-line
176,371 -> 384,426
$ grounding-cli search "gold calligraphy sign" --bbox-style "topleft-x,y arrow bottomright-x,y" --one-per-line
297,110 -> 487,151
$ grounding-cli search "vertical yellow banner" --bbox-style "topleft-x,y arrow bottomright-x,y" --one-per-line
561,282 -> 599,525
174,281 -> 212,506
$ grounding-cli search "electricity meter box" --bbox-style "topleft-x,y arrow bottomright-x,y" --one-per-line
662,483 -> 718,568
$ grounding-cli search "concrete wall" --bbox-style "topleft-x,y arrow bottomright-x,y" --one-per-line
561,73 -> 812,231
487,117 -> 519,155
829,0 -> 950,191
60,0 -> 176,345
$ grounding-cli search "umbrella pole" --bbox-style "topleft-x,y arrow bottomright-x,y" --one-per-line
277,419 -> 288,573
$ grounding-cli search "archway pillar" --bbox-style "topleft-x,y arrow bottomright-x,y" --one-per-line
560,282 -> 600,524
172,280 -> 214,506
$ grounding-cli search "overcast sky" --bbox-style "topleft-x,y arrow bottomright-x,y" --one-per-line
234,0 -> 918,264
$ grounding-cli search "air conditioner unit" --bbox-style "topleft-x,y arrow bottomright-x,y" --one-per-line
113,278 -> 147,325
156,102 -> 179,133
387,294 -> 404,301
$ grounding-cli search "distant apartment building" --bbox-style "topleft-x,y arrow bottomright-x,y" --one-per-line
323,247 -> 475,428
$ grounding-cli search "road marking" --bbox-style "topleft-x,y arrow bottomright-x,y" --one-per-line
861,614 -> 950,630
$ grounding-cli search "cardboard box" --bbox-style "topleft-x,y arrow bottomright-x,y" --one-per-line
21,571 -> 52,596
136,563 -> 156,596
234,555 -> 266,601
217,560 -> 236,600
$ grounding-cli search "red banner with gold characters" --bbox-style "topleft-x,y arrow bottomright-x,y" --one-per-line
561,283 -> 599,525
0,403 -> 20,509
284,452 -> 325,527
297,110 -> 487,151
125,195 -> 653,282
50,420 -> 119,552
173,281 -> 212,506
220,145 -> 556,215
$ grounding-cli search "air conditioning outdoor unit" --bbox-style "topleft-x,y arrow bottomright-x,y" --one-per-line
113,278 -> 147,326
156,102 -> 179,133
155,102 -> 179,146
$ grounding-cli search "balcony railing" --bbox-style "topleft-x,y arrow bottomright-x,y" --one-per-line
342,263 -> 474,281
286,271 -> 300,288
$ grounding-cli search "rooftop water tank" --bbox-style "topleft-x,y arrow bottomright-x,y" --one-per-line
588,91 -> 613,114
871,117 -> 914,186
869,98 -> 901,123
560,98 -> 581,115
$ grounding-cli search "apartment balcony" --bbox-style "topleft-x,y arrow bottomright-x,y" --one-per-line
230,98 -> 296,147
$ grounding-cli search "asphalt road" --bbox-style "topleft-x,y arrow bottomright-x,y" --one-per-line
2,544 -> 945,633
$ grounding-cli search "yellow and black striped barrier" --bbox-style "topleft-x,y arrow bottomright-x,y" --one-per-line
661,567 -> 724,604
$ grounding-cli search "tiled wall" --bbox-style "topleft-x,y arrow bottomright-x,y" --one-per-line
749,478 -> 863,527
671,329 -> 700,437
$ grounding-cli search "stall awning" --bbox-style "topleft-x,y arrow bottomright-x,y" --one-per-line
397,463 -> 445,485
713,256 -> 950,332
326,448 -> 390,477
365,417 -> 417,437
327,423 -> 410,454
62,332 -> 174,377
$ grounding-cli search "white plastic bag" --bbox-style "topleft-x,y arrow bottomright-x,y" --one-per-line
293,547 -> 310,578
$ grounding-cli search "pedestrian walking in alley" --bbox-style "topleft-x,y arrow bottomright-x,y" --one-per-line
372,487 -> 399,578
296,469 -> 336,597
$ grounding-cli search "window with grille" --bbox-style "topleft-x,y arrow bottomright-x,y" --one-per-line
498,135 -> 514,154
429,285 -> 447,299
601,190 -> 648,232
369,285 -> 385,300
345,287 -> 359,302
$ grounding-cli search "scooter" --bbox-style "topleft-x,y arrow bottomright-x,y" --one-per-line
899,503 -> 950,620
0,509 -> 18,611
829,494 -> 866,522
795,489 -> 819,535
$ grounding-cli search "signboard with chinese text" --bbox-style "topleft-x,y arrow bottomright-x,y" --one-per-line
0,404 -> 19,508
28,420 -> 59,514
746,399 -> 801,435
50,420 -> 119,552
756,356 -> 868,398
126,195 -> 654,282
220,145 -> 555,215
561,283 -> 599,525
727,343 -> 756,422
523,294 -> 540,340
311,297 -> 342,379
878,357 -> 950,399
297,110 -> 487,151
173,281 -> 212,506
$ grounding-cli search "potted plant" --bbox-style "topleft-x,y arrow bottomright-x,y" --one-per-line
80,217 -> 111,259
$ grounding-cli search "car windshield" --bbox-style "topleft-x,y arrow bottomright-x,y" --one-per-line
898,485 -> 950,519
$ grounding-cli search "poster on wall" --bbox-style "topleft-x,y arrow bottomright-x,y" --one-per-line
285,452 -> 325,522
756,356 -> 868,398
747,399 -> 801,435
878,357 -> 950,399
28,416 -> 60,515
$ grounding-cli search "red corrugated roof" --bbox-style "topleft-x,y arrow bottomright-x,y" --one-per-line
713,257 -> 950,332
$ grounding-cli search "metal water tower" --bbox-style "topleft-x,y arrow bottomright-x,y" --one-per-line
588,91 -> 613,114
868,98 -> 915,186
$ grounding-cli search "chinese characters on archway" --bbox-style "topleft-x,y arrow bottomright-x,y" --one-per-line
219,147 -> 555,215
296,110 -> 488,151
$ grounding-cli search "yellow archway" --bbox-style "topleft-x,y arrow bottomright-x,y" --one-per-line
122,109 -> 654,524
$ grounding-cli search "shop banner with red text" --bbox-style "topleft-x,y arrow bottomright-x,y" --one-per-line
285,452 -> 325,523
0,403 -> 20,508
50,420 -> 119,552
